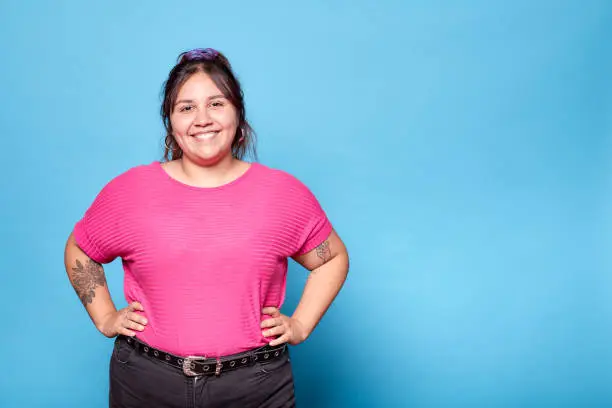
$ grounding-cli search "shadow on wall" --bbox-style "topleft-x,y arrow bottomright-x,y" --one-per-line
282,261 -> 409,407
282,261 -> 348,407
282,259 -> 422,407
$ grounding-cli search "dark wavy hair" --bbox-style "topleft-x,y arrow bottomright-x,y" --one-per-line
160,48 -> 256,161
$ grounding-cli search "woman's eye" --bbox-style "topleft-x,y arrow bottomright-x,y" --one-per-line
179,105 -> 194,112
211,101 -> 224,108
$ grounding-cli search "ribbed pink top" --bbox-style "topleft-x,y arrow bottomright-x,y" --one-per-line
73,161 -> 332,357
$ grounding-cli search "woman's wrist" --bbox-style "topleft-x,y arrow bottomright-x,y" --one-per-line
290,315 -> 313,342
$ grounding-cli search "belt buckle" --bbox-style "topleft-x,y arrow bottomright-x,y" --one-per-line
182,356 -> 205,377
215,358 -> 222,376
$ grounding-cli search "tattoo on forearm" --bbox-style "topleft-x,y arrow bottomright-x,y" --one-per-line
316,240 -> 331,263
71,259 -> 106,305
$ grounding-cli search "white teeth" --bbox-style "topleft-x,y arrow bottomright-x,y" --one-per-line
194,132 -> 217,140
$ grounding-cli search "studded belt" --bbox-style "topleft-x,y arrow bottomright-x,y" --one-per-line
118,335 -> 288,377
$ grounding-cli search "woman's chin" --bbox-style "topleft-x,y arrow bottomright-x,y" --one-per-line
185,149 -> 232,166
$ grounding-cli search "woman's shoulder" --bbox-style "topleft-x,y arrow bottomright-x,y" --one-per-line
253,162 -> 315,196
254,162 -> 302,184
98,161 -> 160,191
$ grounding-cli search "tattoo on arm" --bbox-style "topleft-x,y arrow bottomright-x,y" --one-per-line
315,240 -> 331,263
71,259 -> 107,305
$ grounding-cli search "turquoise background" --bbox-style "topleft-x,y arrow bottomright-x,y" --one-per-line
1,1 -> 610,407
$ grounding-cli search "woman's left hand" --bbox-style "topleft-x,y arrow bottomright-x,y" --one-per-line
260,307 -> 308,347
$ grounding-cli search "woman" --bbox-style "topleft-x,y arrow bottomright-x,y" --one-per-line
63,48 -> 349,408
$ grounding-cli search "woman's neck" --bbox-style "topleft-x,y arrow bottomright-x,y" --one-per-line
176,156 -> 248,188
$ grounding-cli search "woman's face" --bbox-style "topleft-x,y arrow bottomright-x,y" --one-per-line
170,71 -> 239,166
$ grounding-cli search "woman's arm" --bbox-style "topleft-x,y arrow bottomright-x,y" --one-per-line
261,229 -> 349,346
64,232 -> 147,337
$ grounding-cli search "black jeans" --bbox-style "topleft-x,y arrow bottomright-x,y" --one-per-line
109,336 -> 296,408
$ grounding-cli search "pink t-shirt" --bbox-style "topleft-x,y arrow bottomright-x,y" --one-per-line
73,161 -> 332,357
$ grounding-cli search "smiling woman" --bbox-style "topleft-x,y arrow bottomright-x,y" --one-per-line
161,48 -> 255,164
162,70 -> 251,186
63,48 -> 349,408
159,48 -> 256,186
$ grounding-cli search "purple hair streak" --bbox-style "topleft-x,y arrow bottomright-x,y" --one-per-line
178,48 -> 219,63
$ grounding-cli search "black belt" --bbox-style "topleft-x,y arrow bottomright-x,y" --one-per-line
118,335 -> 288,377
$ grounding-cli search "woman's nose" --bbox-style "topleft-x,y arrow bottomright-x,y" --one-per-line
195,108 -> 212,125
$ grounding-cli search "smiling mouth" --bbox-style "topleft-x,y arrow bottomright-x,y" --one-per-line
192,131 -> 219,140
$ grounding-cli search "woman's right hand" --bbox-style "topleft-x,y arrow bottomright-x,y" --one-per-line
97,301 -> 148,338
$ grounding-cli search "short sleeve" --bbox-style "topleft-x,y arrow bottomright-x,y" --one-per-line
291,180 -> 333,256
73,177 -> 127,264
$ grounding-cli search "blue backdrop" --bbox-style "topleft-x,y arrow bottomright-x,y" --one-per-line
1,1 -> 610,407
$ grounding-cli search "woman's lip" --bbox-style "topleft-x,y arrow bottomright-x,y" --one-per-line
192,131 -> 219,140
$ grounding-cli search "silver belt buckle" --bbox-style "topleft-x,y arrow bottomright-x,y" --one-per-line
182,356 -> 205,377
215,358 -> 222,376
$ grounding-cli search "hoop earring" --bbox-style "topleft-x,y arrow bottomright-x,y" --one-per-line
164,137 -> 173,150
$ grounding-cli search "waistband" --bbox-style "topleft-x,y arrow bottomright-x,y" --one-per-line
117,335 -> 288,377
